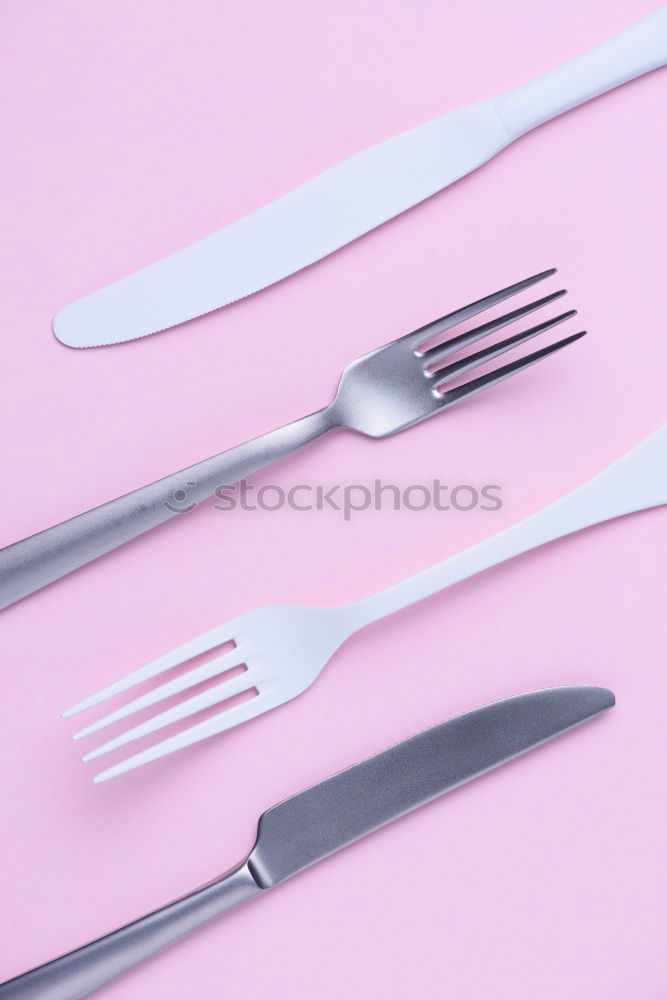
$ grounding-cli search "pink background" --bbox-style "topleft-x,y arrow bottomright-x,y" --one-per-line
1,1 -> 665,997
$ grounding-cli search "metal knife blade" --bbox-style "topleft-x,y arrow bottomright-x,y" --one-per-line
0,686 -> 613,999
247,685 -> 614,887
53,102 -> 509,347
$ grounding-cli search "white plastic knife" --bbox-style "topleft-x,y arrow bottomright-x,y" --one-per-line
53,7 -> 667,348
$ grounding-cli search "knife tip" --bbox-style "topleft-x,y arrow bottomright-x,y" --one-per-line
583,685 -> 615,713
53,304 -> 88,348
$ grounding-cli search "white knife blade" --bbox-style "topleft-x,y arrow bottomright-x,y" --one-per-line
55,103 -> 509,348
53,7 -> 667,348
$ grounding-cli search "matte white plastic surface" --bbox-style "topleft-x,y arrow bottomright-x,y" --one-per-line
66,425 -> 666,781
492,5 -> 667,139
53,7 -> 667,347
53,104 -> 509,347
352,423 -> 667,626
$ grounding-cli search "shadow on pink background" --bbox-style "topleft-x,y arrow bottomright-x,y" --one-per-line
0,1 -> 665,997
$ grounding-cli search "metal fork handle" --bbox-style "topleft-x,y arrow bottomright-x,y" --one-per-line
0,408 -> 335,611
350,424 -> 667,627
0,862 -> 262,1000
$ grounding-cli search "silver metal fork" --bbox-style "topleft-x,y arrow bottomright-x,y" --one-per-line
0,269 -> 582,610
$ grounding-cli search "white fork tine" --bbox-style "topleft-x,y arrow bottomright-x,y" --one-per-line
81,668 -> 261,762
92,694 -> 273,784
62,621 -> 240,718
72,646 -> 248,741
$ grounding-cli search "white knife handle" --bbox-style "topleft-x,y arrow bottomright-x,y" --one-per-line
0,410 -> 333,611
492,6 -> 667,140
351,425 -> 667,626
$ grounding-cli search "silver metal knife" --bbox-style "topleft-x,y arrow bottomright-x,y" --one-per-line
0,686 -> 614,999
52,7 -> 667,348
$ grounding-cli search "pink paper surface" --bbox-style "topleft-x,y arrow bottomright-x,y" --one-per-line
1,1 -> 665,997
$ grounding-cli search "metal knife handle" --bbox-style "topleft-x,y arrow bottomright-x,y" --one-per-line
0,408 -> 334,611
0,863 -> 262,1000
492,6 -> 667,140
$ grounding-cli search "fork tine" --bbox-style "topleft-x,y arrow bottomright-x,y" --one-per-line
431,310 -> 577,385
437,330 -> 586,405
72,647 -> 247,741
81,668 -> 261,762
421,290 -> 567,365
405,268 -> 557,347
62,621 -> 240,718
92,694 -> 273,783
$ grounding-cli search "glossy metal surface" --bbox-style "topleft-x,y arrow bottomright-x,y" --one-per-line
247,685 -> 615,885
0,863 -> 261,1000
0,269 -> 583,611
0,686 -> 614,999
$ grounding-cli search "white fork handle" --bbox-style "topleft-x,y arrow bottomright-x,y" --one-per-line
492,6 -> 667,140
351,425 -> 667,627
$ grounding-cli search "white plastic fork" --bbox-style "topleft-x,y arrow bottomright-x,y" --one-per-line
66,424 -> 667,782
